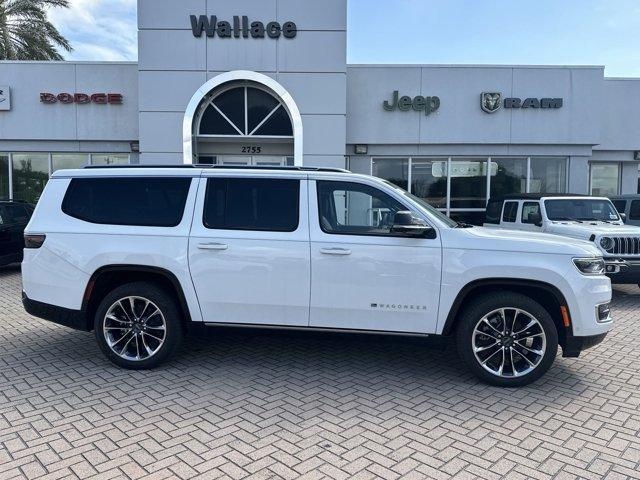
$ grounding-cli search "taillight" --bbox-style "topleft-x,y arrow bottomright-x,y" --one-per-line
24,234 -> 46,249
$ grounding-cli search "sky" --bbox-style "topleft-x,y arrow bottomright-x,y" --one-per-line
50,0 -> 640,77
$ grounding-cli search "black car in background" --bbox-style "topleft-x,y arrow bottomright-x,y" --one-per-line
0,200 -> 35,266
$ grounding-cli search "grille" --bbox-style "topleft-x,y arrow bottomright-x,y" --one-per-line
604,237 -> 640,256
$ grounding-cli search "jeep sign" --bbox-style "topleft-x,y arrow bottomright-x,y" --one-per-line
383,91 -> 440,116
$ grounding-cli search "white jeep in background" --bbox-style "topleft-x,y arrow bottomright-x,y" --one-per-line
21,167 -> 612,387
485,194 -> 640,286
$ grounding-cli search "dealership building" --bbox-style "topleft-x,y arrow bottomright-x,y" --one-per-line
1,0 -> 640,224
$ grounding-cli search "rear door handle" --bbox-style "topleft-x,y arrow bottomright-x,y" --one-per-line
198,242 -> 229,251
320,247 -> 352,256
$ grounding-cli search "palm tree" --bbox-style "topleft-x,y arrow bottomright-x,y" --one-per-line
0,0 -> 72,60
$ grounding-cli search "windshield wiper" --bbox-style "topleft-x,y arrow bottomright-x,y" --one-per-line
551,217 -> 583,223
578,217 -> 611,224
455,222 -> 474,228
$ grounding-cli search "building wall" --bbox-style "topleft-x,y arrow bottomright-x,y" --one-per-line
346,65 -> 603,146
137,0 -> 347,167
0,61 -> 138,152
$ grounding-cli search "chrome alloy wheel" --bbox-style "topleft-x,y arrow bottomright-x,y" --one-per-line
472,307 -> 547,378
103,296 -> 167,361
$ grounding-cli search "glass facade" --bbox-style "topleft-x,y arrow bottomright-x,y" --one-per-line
0,155 -> 9,200
0,153 -> 130,204
590,163 -> 620,196
12,154 -> 49,203
371,156 -> 568,225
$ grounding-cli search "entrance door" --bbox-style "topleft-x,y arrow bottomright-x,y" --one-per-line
308,178 -> 442,334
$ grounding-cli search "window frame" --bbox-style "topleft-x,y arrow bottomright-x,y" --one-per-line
589,162 -> 621,196
316,180 -> 424,238
521,201 -> 542,225
202,177 -> 301,233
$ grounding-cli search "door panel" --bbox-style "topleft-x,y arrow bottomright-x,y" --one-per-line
188,175 -> 310,326
309,179 -> 442,334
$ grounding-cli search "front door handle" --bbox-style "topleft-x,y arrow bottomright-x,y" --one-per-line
198,242 -> 229,251
320,247 -> 352,256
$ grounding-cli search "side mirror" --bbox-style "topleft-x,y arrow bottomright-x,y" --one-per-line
620,213 -> 627,223
529,212 -> 542,227
390,211 -> 435,238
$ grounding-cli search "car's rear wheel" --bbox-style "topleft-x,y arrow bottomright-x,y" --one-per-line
456,292 -> 558,387
94,282 -> 183,369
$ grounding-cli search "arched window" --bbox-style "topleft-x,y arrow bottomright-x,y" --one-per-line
196,85 -> 293,137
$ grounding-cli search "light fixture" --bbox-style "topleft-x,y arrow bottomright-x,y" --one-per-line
354,145 -> 368,155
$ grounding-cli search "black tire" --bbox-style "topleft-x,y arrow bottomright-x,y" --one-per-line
456,291 -> 558,387
94,282 -> 183,369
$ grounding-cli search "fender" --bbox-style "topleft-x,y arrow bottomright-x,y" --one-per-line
440,278 -> 570,336
82,265 -> 195,328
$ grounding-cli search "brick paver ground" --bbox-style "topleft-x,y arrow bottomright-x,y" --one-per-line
1,265 -> 640,479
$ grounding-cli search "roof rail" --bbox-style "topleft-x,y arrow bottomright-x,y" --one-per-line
83,165 -> 351,173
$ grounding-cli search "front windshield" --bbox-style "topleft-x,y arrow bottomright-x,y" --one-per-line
544,199 -> 621,222
382,180 -> 458,227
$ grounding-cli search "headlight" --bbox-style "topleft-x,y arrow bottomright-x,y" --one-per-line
600,237 -> 614,250
573,257 -> 605,275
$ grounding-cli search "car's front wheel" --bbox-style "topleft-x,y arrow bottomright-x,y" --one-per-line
94,282 -> 183,369
456,292 -> 558,387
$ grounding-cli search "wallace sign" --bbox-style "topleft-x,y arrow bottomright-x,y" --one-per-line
190,15 -> 297,39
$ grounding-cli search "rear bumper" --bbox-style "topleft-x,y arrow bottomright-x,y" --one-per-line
561,332 -> 608,358
22,292 -> 89,331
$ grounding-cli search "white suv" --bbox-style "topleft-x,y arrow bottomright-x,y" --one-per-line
22,166 -> 613,387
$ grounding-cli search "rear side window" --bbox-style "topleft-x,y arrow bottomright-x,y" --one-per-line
4,204 -> 30,224
62,177 -> 192,227
502,201 -> 519,223
203,178 -> 299,232
630,201 -> 640,220
485,200 -> 503,224
612,200 -> 627,213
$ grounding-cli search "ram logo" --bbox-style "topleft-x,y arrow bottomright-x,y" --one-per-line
481,92 -> 502,114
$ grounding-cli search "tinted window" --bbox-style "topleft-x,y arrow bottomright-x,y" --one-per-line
612,200 -> 627,213
521,202 -> 541,224
203,178 -> 299,232
317,180 -> 423,236
62,177 -> 192,227
502,201 -> 518,223
485,201 -> 503,224
4,204 -> 30,224
630,201 -> 640,220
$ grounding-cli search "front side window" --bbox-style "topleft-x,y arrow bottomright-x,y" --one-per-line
317,181 -> 422,236
62,177 -> 192,227
203,178 -> 299,232
544,199 -> 620,222
521,202 -> 541,224
502,202 -> 518,222
4,204 -> 30,223
629,200 -> 640,220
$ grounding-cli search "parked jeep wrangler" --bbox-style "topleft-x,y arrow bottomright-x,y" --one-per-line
22,167 -> 612,387
485,194 -> 640,285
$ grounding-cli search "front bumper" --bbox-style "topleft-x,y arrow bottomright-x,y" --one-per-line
562,332 -> 608,358
604,258 -> 640,284
22,292 -> 90,331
